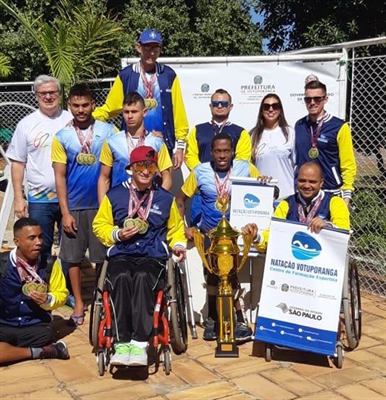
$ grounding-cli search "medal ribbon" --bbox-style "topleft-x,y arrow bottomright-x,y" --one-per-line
140,67 -> 156,99
128,183 -> 154,221
214,168 -> 232,200
74,123 -> 94,154
310,118 -> 324,149
15,257 -> 45,284
125,130 -> 146,156
297,196 -> 323,223
211,119 -> 229,136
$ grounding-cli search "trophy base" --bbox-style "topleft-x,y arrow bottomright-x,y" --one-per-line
215,342 -> 239,358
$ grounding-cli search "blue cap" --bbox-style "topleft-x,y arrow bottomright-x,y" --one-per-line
138,29 -> 162,45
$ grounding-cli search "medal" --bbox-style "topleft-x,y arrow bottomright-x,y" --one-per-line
16,256 -> 47,296
22,282 -> 47,296
144,98 -> 158,110
215,196 -> 229,212
308,147 -> 319,159
124,218 -> 137,229
214,169 -> 231,214
74,123 -> 95,166
136,218 -> 149,234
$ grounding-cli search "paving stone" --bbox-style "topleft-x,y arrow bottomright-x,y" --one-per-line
362,378 -> 386,396
47,356 -> 96,383
355,334 -> 382,349
0,376 -> 59,396
367,345 -> 386,358
337,383 -> 385,400
28,387 -> 73,399
312,366 -> 379,389
170,358 -> 220,385
80,382 -> 158,400
0,362 -> 51,383
67,377 -> 128,397
295,391 -> 348,400
232,374 -> 296,400
345,350 -> 386,373
260,368 -> 324,396
165,381 -> 240,400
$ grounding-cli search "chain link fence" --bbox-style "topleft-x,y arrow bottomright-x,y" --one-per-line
349,54 -> 386,297
0,50 -> 385,297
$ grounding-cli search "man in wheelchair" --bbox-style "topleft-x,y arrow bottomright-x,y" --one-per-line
242,161 -> 350,247
93,146 -> 186,367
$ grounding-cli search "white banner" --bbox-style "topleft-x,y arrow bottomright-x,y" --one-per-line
254,218 -> 349,356
229,177 -> 274,233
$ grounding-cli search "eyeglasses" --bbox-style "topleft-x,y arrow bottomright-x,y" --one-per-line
211,101 -> 230,108
36,90 -> 60,98
141,44 -> 161,51
133,161 -> 158,174
304,96 -> 326,104
262,103 -> 280,111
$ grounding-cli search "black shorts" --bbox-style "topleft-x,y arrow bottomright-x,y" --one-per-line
0,323 -> 54,348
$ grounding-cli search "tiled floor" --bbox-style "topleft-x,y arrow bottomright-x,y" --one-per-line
0,265 -> 385,400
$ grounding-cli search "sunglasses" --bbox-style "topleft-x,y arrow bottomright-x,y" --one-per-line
304,96 -> 326,104
211,101 -> 230,108
133,161 -> 158,174
263,103 -> 280,111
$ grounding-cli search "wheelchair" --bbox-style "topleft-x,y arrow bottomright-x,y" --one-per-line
264,254 -> 362,368
89,257 -> 188,376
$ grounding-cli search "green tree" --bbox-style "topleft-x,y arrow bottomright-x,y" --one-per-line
0,53 -> 12,77
107,0 -> 262,58
0,0 -> 122,84
255,0 -> 385,53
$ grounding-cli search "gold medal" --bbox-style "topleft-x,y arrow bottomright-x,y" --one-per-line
76,153 -> 85,165
137,219 -> 149,234
308,147 -> 319,159
124,218 -> 137,229
87,154 -> 96,165
35,283 -> 47,294
22,282 -> 43,296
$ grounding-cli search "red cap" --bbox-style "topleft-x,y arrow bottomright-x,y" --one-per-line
127,146 -> 158,168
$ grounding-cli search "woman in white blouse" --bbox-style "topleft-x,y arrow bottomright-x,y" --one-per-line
250,94 -> 295,199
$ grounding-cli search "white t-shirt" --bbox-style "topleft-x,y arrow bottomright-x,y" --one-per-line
254,125 -> 296,199
6,109 -> 72,203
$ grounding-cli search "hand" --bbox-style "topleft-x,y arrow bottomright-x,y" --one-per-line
308,217 -> 329,234
151,130 -> 163,139
14,198 -> 28,218
242,223 -> 258,241
29,291 -> 48,306
173,246 -> 186,262
118,225 -> 140,241
62,213 -> 78,237
184,226 -> 194,241
258,175 -> 272,184
173,148 -> 184,170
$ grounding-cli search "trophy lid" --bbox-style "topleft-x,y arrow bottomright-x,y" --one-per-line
208,215 -> 240,239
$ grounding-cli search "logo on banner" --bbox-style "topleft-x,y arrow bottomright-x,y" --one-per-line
243,193 -> 260,209
276,302 -> 289,313
253,75 -> 263,84
201,83 -> 210,92
291,232 -> 322,261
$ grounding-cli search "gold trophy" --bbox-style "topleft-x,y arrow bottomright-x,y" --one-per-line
193,196 -> 253,357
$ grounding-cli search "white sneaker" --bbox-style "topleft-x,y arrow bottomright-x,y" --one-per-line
110,343 -> 131,366
128,342 -> 148,366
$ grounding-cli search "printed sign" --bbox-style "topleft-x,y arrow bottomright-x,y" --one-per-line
254,218 -> 349,356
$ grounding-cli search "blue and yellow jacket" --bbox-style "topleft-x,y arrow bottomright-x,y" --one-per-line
93,181 -> 186,259
253,191 -> 350,253
93,62 -> 189,152
185,122 -> 252,171
0,250 -> 68,327
295,113 -> 356,198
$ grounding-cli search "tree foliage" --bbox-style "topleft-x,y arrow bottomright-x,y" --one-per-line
255,0 -> 386,53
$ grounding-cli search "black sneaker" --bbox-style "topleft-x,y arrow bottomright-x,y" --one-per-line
203,318 -> 217,341
235,322 -> 253,342
40,341 -> 70,360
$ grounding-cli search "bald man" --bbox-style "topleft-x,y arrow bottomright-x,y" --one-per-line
243,161 -> 350,252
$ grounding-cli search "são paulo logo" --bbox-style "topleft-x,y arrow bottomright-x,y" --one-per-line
201,83 -> 210,92
243,193 -> 260,209
291,232 -> 322,261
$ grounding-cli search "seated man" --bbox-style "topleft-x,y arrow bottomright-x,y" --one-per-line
176,133 -> 267,342
93,146 -> 186,367
0,218 -> 70,365
243,161 -> 350,249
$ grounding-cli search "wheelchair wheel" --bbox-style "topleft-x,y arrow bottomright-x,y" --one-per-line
334,344 -> 344,369
163,347 -> 171,376
89,260 -> 108,349
342,258 -> 362,350
97,351 -> 105,376
265,343 -> 273,362
168,259 -> 188,355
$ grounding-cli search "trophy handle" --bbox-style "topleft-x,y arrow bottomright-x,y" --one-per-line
237,233 -> 253,272
192,228 -> 213,273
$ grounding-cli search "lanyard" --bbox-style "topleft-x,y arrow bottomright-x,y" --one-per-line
310,119 -> 324,148
211,119 -> 228,136
126,130 -> 146,156
214,168 -> 232,199
128,184 -> 154,220
297,196 -> 323,223
140,67 -> 156,98
15,257 -> 45,284
74,123 -> 94,154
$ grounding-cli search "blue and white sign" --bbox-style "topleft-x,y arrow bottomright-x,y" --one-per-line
254,218 -> 350,356
229,177 -> 274,233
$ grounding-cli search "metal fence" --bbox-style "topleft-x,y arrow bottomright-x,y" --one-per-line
0,49 -> 385,298
349,53 -> 386,297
